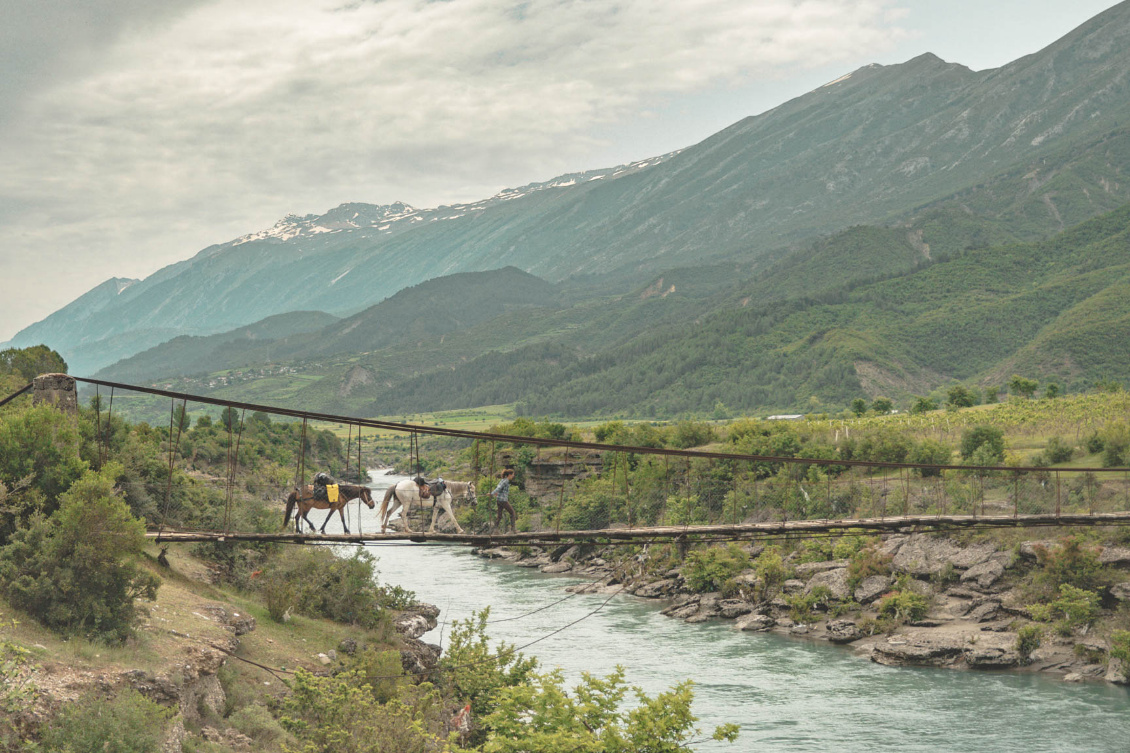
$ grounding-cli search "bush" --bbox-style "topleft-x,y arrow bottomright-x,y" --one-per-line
908,439 -> 953,476
1015,624 -> 1043,660
41,688 -> 172,753
0,404 -> 87,536
961,426 -> 1005,463
226,703 -> 287,748
439,608 -> 538,719
1085,431 -> 1105,455
0,464 -> 160,643
481,666 -> 739,752
1101,423 -> 1130,467
683,544 -> 750,593
258,548 -> 388,629
1044,436 -> 1074,464
785,585 -> 834,622
1032,538 -> 1107,594
278,670 -> 454,753
877,591 -> 929,624
1110,630 -> 1130,664
752,547 -> 788,600
1028,584 -> 1102,634
670,421 -> 715,449
846,544 -> 891,590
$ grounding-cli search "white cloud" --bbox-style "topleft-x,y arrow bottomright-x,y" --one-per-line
0,0 -> 906,340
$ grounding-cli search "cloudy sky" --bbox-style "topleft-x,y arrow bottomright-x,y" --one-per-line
0,0 -> 1121,342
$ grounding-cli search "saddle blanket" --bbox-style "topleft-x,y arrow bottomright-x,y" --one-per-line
326,484 -> 339,503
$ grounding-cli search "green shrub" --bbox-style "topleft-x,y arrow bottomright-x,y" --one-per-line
0,464 -> 160,643
961,426 -> 1005,463
0,404 -> 87,538
1027,584 -> 1102,634
785,585 -> 833,623
846,545 -> 891,590
227,703 -> 286,748
439,608 -> 538,721
41,688 -> 172,753
481,666 -> 738,752
752,547 -> 788,600
1101,423 -> 1130,467
279,670 -> 454,753
877,591 -> 929,624
1110,630 -> 1130,664
258,548 -> 387,628
1015,624 -> 1043,660
1032,538 -> 1107,594
1085,431 -> 1105,455
908,439 -> 952,476
684,544 -> 750,593
1044,436 -> 1074,464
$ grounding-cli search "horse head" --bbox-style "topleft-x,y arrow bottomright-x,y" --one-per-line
359,486 -> 376,509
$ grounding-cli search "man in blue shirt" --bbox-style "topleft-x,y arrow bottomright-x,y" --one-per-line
489,468 -> 517,533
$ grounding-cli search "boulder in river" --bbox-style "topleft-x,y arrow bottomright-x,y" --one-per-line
805,568 -> 850,600
826,620 -> 863,644
854,575 -> 892,604
736,614 -> 775,631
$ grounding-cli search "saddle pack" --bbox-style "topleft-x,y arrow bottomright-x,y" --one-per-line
312,472 -> 336,502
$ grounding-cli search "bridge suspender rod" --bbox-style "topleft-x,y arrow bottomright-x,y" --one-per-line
224,408 -> 246,534
158,397 -> 188,544
356,425 -> 363,535
94,385 -> 102,469
105,386 -> 114,468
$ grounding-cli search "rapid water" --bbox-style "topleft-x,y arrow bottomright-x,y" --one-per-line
338,473 -> 1130,751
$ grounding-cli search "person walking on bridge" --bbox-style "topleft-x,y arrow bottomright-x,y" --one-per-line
489,468 -> 517,533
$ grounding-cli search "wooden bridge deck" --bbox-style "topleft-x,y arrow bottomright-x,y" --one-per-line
149,511 -> 1130,546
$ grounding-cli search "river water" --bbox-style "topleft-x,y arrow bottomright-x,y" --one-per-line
338,473 -> 1130,751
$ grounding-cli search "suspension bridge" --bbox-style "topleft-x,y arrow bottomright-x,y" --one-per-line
10,373 -> 1130,547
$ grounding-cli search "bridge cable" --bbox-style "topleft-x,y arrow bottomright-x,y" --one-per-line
0,383 -> 32,409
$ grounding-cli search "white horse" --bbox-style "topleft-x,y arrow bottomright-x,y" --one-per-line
379,479 -> 476,533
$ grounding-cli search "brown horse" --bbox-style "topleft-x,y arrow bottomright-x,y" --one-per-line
283,482 -> 375,534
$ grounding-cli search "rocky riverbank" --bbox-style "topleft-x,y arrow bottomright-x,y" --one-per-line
475,533 -> 1130,686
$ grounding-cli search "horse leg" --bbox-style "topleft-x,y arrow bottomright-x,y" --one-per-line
399,496 -> 414,532
447,498 -> 465,534
339,505 -> 349,535
320,508 -> 334,534
302,510 -> 317,533
428,502 -> 439,533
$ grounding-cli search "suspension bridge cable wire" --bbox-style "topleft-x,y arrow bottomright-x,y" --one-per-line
72,375 -> 1130,474
0,383 -> 32,408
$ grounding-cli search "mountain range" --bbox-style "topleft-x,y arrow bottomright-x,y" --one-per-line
9,1 -> 1130,417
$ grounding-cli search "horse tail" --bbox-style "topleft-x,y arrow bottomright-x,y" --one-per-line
379,485 -> 397,522
283,490 -> 297,528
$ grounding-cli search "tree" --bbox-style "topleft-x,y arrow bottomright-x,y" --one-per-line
0,345 -> 67,381
172,404 -> 191,433
0,404 -> 86,527
0,463 -> 160,642
961,426 -> 1005,464
220,406 -> 239,431
909,396 -> 938,415
481,667 -> 739,753
1008,374 -> 1038,399
870,397 -> 893,414
1044,383 -> 1060,399
946,385 -> 976,408
850,398 -> 868,416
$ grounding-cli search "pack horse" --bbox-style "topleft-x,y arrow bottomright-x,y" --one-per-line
378,479 -> 475,534
283,481 -> 375,534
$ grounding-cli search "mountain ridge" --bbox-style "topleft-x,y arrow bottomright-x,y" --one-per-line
11,0 -> 1130,376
